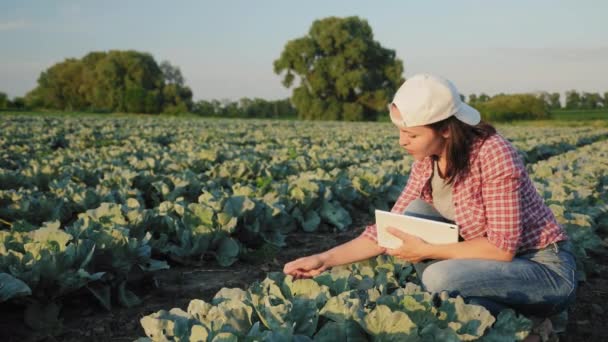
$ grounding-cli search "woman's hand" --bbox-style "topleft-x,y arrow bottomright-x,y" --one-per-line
384,227 -> 432,263
283,254 -> 328,279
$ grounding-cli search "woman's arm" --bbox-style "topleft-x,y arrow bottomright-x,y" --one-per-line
385,228 -> 515,262
318,235 -> 386,267
478,135 -> 526,255
284,236 -> 385,278
426,236 -> 515,261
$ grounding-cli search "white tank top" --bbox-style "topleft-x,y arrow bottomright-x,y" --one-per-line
431,159 -> 456,221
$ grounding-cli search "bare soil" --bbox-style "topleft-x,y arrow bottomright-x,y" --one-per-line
2,212 -> 607,342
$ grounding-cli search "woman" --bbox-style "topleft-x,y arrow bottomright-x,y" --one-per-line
283,73 -> 576,332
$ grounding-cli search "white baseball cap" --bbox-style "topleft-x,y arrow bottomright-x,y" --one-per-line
389,73 -> 480,127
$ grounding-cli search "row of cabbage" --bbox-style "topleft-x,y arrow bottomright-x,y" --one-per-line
1,116 -> 406,175
529,139 -> 608,280
509,127 -> 608,165
3,117 -> 604,187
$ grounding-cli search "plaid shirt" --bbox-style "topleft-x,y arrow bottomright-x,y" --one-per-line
361,133 -> 568,254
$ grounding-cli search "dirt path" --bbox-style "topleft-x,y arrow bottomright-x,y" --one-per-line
2,213 -> 607,341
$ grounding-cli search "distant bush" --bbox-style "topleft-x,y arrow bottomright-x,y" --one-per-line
471,94 -> 550,121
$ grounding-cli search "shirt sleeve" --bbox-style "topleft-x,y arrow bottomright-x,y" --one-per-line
360,160 -> 423,242
480,137 -> 525,254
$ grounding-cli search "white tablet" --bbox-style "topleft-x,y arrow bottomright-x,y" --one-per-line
375,209 -> 459,249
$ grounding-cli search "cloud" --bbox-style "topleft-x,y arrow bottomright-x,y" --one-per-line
0,19 -> 30,32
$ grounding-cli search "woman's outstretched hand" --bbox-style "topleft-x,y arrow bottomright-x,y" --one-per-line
283,254 -> 328,279
384,226 -> 432,263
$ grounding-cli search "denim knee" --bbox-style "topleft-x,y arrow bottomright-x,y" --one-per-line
420,261 -> 455,294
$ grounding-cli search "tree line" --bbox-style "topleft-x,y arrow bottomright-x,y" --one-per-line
468,91 -> 608,111
192,98 -> 296,119
20,50 -> 193,114
1,16 -> 606,121
0,49 -> 297,118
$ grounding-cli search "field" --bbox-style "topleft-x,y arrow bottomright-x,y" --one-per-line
1,114 -> 607,341
550,109 -> 608,121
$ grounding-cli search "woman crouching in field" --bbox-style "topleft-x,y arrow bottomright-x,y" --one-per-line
283,73 -> 577,340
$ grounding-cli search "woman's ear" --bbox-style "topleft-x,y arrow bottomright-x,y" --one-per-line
441,127 -> 450,139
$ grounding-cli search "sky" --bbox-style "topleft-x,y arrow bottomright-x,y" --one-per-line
1,0 -> 607,101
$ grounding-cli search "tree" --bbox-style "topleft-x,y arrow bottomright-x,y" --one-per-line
192,97 -> 297,118
478,93 -> 490,102
221,100 -> 239,117
192,100 -> 217,116
159,60 -> 185,86
565,90 -> 581,109
549,92 -> 561,110
25,50 -> 165,112
581,92 -> 601,109
0,92 -> 7,109
603,92 -> 608,108
162,83 -> 192,114
535,91 -> 560,111
25,58 -> 87,110
11,97 -> 26,109
468,94 -> 478,103
475,94 -> 549,121
274,16 -> 404,121
24,50 -> 191,114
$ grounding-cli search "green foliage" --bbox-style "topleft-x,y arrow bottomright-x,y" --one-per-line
0,92 -> 8,109
162,83 -> 193,114
159,60 -> 185,87
565,90 -> 581,109
550,109 -> 608,121
192,98 -> 297,118
563,90 -> 604,110
0,272 -> 31,302
24,50 -> 192,114
139,256 -> 533,341
274,16 -> 404,121
2,115 -> 607,336
471,94 -> 550,121
534,92 -> 561,110
580,92 -> 602,109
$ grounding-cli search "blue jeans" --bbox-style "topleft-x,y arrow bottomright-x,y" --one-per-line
404,199 -> 578,316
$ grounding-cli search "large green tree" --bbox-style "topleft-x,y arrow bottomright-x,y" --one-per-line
25,50 -> 191,114
274,16 -> 404,121
25,58 -> 87,110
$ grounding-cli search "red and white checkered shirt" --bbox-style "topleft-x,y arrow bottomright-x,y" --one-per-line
361,133 -> 568,254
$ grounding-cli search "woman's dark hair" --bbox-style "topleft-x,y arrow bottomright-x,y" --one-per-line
428,117 -> 496,185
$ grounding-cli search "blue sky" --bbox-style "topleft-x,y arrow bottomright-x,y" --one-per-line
1,0 -> 607,101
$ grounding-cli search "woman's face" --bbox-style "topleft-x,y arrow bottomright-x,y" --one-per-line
390,105 -> 448,160
398,126 -> 446,160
